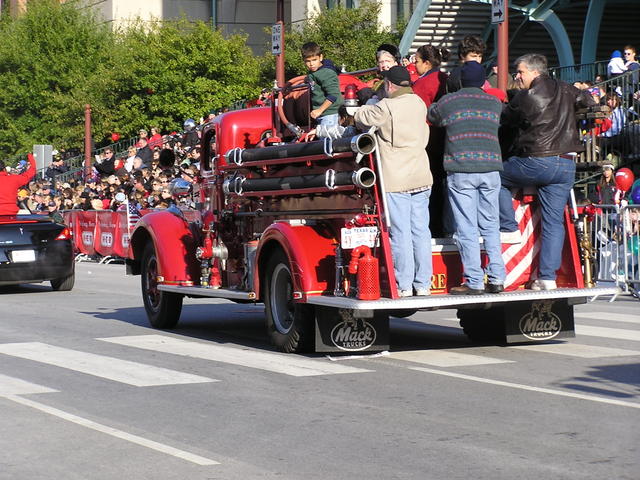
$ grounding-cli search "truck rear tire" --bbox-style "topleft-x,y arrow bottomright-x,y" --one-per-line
141,242 -> 183,329
458,308 -> 505,344
264,250 -> 314,353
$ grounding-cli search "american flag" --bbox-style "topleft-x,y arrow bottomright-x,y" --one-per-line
126,200 -> 141,233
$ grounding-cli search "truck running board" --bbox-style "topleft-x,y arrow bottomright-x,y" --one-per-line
305,286 -> 619,310
157,284 -> 618,309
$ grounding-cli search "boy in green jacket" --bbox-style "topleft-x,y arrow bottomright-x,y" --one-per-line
301,42 -> 343,128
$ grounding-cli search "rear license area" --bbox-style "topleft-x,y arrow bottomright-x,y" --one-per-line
10,250 -> 36,263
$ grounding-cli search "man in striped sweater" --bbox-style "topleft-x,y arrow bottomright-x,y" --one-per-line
427,61 -> 505,295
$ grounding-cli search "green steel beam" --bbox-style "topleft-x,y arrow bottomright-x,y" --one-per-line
398,0 -> 433,56
580,0 -> 606,64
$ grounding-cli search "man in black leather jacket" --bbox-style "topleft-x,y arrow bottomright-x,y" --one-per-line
499,53 -> 596,291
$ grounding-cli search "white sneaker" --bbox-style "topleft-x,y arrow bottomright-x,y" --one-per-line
415,288 -> 431,296
500,230 -> 521,244
398,289 -> 413,297
528,279 -> 557,291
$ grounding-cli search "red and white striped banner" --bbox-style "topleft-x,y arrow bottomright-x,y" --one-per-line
503,199 -> 542,290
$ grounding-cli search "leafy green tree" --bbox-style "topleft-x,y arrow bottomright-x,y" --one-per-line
95,18 -> 262,140
0,1 -> 263,158
0,0 -> 114,157
259,0 -> 402,82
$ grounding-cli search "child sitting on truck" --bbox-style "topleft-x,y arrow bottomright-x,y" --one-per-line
302,42 -> 344,128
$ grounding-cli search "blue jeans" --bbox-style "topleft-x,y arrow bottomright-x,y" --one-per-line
499,155 -> 575,280
386,189 -> 433,292
317,113 -> 339,127
448,171 -> 505,289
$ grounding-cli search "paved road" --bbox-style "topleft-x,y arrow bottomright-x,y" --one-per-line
0,262 -> 638,479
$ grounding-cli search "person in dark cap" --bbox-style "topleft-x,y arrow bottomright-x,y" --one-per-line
353,66 -> 433,297
428,60 -> 505,295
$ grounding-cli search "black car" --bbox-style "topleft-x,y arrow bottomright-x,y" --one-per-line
0,214 -> 74,290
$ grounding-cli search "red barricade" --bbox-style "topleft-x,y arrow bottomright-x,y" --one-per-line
94,212 -> 118,257
63,210 -> 134,258
62,209 -> 201,259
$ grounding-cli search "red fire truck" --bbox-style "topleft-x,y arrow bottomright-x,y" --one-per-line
126,8 -> 616,353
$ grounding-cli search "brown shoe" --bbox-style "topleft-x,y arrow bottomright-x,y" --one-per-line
450,284 -> 485,295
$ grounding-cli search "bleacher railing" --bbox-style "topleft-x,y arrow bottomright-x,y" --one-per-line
549,60 -> 609,84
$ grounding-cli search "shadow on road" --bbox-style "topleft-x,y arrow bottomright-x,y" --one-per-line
556,363 -> 640,399
82,298 -> 485,356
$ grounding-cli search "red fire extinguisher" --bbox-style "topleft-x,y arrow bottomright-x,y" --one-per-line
348,245 -> 380,300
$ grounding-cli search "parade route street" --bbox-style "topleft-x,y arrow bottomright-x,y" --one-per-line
0,262 -> 638,479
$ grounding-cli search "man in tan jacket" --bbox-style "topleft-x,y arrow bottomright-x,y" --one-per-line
354,66 -> 433,297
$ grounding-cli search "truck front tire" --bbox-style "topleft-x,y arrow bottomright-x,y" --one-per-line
264,250 -> 314,353
141,243 -> 183,329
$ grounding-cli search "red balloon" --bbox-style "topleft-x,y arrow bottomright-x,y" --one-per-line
614,167 -> 634,192
111,132 -> 121,142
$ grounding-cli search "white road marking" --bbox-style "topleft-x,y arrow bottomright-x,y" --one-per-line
409,367 -> 640,409
509,343 -> 640,358
99,335 -> 372,377
575,325 -> 640,342
388,350 -> 513,367
2,395 -> 219,466
0,342 -> 217,387
0,373 -> 58,395
575,312 -> 639,324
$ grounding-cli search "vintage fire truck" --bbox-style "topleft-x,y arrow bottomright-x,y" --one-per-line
126,10 -> 617,353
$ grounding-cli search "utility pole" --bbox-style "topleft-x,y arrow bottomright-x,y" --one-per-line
495,0 -> 509,91
275,0 -> 285,89
84,104 -> 92,181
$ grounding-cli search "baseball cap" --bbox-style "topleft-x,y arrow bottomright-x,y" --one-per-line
381,66 -> 411,87
602,162 -> 614,170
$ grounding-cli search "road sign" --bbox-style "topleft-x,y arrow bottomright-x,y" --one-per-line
492,0 -> 505,24
271,23 -> 282,55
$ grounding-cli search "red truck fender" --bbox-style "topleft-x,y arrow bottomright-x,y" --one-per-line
255,221 -> 337,300
129,210 -> 200,285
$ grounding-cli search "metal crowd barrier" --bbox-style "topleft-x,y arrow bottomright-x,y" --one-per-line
591,203 -> 640,298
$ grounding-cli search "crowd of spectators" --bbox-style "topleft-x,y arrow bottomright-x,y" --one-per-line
12,123 -> 204,219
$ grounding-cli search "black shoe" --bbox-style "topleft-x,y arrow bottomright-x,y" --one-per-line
450,284 -> 485,295
485,283 -> 504,294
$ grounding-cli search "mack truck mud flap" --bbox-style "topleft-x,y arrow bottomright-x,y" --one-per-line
459,298 -> 575,344
505,298 -> 575,343
314,307 -> 390,353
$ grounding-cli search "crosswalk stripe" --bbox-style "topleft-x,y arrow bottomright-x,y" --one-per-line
3,395 -> 219,466
575,312 -> 639,324
409,367 -> 640,410
575,325 -> 640,342
0,343 -> 217,387
509,343 -> 640,358
0,373 -> 58,396
99,335 -> 372,377
387,350 -> 513,367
